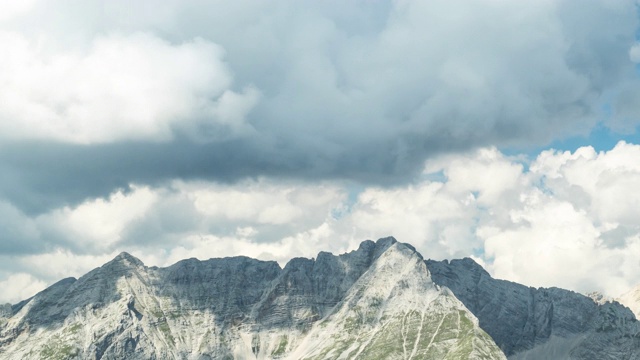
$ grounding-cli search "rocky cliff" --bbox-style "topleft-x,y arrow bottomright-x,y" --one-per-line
426,258 -> 640,360
0,237 -> 505,360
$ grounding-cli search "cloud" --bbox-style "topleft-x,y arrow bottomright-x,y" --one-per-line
0,201 -> 41,254
0,273 -> 46,304
0,31 -> 259,144
183,180 -> 344,225
3,143 -> 640,302
0,0 -> 37,22
476,142 -> 640,296
138,223 -> 338,272
530,142 -> 640,228
1,0 -> 640,303
36,186 -> 158,252
345,182 -> 478,259
20,250 -> 117,281
611,83 -> 640,133
0,0 -> 638,215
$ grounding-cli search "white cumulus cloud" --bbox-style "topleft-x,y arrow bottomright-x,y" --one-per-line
0,32 -> 259,144
2,144 -> 640,302
0,273 -> 46,304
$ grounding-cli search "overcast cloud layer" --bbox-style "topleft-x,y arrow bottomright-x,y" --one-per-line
1,0 -> 640,303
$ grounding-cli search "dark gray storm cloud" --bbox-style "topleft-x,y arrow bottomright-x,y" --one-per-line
0,0 -> 639,214
0,132 -> 452,214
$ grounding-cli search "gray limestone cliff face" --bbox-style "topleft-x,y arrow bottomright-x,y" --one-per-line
4,242 -> 640,359
0,251 -> 287,359
253,239 -> 380,330
0,304 -> 11,332
158,255 -> 282,315
9,277 -> 77,328
0,304 -> 11,319
426,258 -> 640,359
0,238 -> 505,360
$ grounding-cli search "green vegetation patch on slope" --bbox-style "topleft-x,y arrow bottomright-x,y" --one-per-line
272,335 -> 289,357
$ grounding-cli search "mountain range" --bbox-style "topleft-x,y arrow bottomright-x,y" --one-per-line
1,237 -> 639,359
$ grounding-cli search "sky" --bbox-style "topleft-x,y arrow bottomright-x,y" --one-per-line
1,0 -> 640,304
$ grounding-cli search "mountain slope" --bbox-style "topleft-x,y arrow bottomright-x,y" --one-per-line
426,258 -> 640,360
292,239 -> 503,359
0,237 -> 504,360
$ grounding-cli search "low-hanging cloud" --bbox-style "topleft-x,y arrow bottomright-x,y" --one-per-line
3,142 -> 640,303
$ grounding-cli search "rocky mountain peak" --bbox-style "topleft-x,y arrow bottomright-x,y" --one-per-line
108,251 -> 145,268
0,237 -> 507,359
372,235 -> 397,253
374,235 -> 397,246
3,237 -> 638,359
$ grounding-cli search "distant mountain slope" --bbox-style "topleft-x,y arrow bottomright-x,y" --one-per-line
426,258 -> 640,360
0,237 -> 504,360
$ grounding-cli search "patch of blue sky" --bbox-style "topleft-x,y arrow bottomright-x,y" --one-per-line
421,169 -> 447,183
331,182 -> 364,220
549,124 -> 640,152
503,122 -> 640,159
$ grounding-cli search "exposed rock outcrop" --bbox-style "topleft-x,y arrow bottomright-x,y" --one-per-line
426,258 -> 640,360
0,237 -> 504,360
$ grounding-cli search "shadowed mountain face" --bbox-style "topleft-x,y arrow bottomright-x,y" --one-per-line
0,238 -> 505,360
426,258 -> 640,360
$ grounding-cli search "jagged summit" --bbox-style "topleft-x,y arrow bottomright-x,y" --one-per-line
0,237 -> 505,360
107,251 -> 145,268
374,235 -> 397,247
368,235 -> 424,262
3,237 -> 638,359
103,238 -> 407,277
